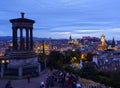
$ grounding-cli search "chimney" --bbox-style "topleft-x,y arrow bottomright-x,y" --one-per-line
21,12 -> 24,18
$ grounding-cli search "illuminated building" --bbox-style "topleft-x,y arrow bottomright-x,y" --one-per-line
35,41 -> 51,54
93,50 -> 120,71
110,37 -> 118,50
68,34 -> 81,45
98,34 -> 107,50
81,53 -> 86,60
9,42 -> 13,47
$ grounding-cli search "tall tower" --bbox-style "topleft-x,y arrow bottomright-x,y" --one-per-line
98,34 -> 107,50
101,34 -> 105,46
42,40 -> 45,54
111,37 -> 115,47
69,34 -> 72,41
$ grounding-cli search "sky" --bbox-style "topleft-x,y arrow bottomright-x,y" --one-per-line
0,0 -> 120,40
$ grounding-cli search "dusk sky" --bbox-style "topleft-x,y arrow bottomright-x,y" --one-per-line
1,0 -> 120,40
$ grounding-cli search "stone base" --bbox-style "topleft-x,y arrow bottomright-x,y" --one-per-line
2,51 -> 41,78
3,63 -> 41,78
8,51 -> 37,59
9,57 -> 38,66
8,50 -> 38,66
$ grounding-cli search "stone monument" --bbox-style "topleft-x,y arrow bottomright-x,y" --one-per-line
4,13 -> 40,78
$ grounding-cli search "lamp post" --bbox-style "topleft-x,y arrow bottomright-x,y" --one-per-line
1,60 -> 5,78
0,59 -> 9,78
4,60 -> 9,69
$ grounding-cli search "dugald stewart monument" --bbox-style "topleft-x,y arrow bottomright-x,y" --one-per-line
1,13 -> 40,78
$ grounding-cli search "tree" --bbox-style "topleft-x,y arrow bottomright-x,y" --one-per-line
38,53 -> 47,71
81,62 -> 97,80
75,49 -> 81,59
64,49 -> 81,64
38,53 -> 45,59
38,53 -> 46,62
71,57 -> 77,63
86,52 -> 94,62
64,49 -> 73,64
47,51 -> 64,69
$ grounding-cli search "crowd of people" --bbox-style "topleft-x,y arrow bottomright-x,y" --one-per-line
40,70 -> 81,88
39,70 -> 109,88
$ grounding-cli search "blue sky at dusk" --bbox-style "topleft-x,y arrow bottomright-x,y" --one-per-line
0,0 -> 120,40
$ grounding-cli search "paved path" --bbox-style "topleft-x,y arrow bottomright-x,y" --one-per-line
0,69 -> 109,88
0,69 -> 58,88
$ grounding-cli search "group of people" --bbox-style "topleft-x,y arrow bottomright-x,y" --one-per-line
52,70 -> 80,88
40,70 -> 80,88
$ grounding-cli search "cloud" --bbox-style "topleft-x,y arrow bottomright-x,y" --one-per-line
0,0 -> 120,40
75,29 -> 103,34
110,28 -> 120,31
34,27 -> 50,30
51,32 -> 71,35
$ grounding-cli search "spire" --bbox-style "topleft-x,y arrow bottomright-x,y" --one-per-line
69,34 -> 72,40
42,40 -> 45,54
111,37 -> 115,47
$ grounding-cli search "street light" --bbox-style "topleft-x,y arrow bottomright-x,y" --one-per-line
6,60 -> 9,63
2,60 -> 5,64
1,59 -> 9,69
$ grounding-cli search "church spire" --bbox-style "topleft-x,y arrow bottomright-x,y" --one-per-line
42,40 -> 45,54
111,37 -> 115,47
69,34 -> 72,40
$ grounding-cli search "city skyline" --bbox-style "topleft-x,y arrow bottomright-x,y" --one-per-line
0,0 -> 120,40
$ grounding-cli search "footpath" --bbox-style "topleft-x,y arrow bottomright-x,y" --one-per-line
0,69 -> 58,88
0,69 -> 112,88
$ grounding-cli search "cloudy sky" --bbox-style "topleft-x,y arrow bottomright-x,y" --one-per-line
0,0 -> 120,40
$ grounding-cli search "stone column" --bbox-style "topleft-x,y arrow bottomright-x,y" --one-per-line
18,66 -> 22,79
42,40 -> 45,54
13,27 -> 18,50
12,27 -> 15,50
26,28 -> 29,50
20,28 -> 23,50
30,28 -> 33,50
38,63 -> 41,75
15,28 -> 18,50
0,64 -> 4,78
44,59 -> 47,69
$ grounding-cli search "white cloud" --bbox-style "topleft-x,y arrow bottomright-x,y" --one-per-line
75,29 -> 102,33
110,28 -> 120,31
50,32 -> 71,35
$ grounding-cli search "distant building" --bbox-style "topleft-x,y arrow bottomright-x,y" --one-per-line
35,41 -> 51,54
98,34 -> 107,50
93,50 -> 120,71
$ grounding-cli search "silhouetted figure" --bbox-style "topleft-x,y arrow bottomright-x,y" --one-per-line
27,74 -> 31,83
5,81 -> 13,88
